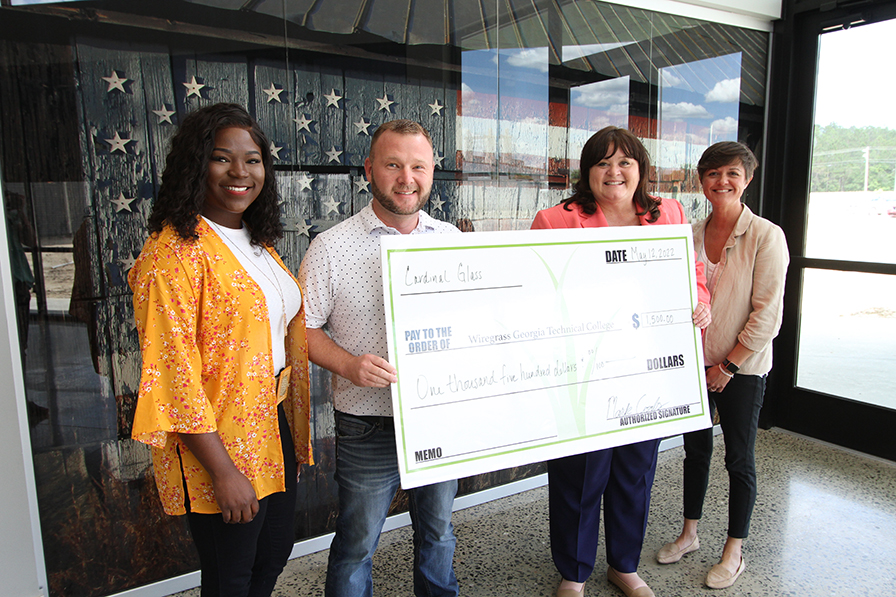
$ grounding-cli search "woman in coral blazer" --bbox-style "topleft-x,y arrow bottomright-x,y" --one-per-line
531,126 -> 710,597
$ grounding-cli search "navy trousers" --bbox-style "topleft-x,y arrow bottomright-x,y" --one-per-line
548,438 -> 660,582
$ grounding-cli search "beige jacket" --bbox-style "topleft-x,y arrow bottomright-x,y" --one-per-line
693,205 -> 789,376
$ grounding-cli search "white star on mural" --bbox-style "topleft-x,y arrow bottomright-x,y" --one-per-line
323,89 -> 343,108
119,255 -> 137,272
183,76 -> 205,98
354,178 -> 370,193
293,113 -> 313,133
296,172 -> 314,192
428,100 -> 444,116
102,71 -> 129,93
353,117 -> 372,136
105,132 -> 132,154
263,84 -> 284,103
270,141 -> 283,159
152,105 -> 175,124
325,146 -> 343,163
295,218 -> 313,237
430,194 -> 445,212
376,93 -> 395,112
322,197 -> 342,215
434,152 -> 444,168
111,192 -> 136,212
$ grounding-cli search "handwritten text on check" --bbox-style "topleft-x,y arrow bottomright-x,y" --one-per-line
382,225 -> 711,488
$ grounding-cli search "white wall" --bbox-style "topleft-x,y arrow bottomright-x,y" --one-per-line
612,0 -> 782,31
671,0 -> 781,20
0,178 -> 47,596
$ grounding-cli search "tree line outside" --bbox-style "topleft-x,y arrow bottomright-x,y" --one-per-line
812,124 -> 896,193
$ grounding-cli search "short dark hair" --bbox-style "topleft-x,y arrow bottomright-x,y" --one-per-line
148,103 -> 282,245
563,126 -> 661,223
697,141 -> 758,181
369,120 -> 433,160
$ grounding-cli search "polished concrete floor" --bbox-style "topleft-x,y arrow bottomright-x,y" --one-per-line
172,428 -> 896,596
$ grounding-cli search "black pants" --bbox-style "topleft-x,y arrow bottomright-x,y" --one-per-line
186,406 -> 298,597
682,372 -> 766,539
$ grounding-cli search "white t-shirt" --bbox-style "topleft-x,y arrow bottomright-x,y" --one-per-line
203,217 -> 302,371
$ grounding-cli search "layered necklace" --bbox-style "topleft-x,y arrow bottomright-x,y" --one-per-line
206,218 -> 287,332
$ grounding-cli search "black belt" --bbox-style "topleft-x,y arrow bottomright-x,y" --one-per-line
339,412 -> 394,430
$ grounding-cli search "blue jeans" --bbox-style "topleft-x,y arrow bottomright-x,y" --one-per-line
325,412 -> 459,597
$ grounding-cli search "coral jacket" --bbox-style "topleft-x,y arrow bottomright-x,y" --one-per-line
531,198 -> 710,306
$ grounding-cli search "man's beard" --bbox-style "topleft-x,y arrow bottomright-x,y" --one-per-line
370,172 -> 430,216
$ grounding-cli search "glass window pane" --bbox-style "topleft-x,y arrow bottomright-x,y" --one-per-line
656,53 -> 742,218
0,1 -> 770,594
808,19 -> 896,265
569,77 -> 630,160
796,269 -> 896,410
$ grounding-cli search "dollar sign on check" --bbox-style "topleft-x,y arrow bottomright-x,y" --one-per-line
632,313 -> 640,329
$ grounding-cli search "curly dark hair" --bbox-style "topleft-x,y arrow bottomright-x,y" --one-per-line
562,126 -> 661,223
147,103 -> 282,246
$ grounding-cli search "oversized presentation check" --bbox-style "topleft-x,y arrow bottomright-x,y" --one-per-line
381,224 -> 711,488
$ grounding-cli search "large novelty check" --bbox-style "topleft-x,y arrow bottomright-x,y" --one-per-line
381,225 -> 711,488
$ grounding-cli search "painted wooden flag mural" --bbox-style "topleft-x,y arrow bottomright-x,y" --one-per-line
1,34 -> 542,596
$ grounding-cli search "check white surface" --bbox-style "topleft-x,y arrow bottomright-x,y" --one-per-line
382,225 -> 711,488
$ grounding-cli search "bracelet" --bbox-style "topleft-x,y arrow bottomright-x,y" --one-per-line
718,363 -> 734,378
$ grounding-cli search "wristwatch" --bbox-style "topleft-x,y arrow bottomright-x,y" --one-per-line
722,358 -> 739,374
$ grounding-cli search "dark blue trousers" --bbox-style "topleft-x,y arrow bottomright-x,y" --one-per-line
548,438 -> 660,582
186,406 -> 298,597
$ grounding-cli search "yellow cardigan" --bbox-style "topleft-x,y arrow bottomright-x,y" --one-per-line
129,219 -> 312,515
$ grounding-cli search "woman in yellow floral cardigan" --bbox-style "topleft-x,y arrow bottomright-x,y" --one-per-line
129,103 -> 312,597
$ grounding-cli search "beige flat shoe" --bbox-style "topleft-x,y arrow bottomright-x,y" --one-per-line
656,535 -> 700,564
705,556 -> 746,589
556,587 -> 585,597
607,567 -> 655,597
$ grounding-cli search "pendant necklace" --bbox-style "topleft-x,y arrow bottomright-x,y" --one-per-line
207,219 -> 287,332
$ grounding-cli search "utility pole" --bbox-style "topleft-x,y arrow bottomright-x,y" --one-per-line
864,146 -> 870,192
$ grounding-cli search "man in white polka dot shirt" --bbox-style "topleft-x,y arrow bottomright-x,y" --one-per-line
299,120 -> 461,597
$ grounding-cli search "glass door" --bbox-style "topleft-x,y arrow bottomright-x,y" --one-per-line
767,5 -> 896,460
798,19 -> 896,411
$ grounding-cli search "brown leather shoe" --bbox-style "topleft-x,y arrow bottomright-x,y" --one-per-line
607,567 -> 655,597
657,536 -> 700,564
705,556 -> 746,589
